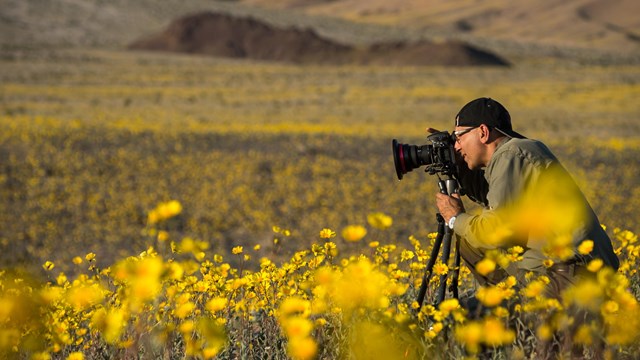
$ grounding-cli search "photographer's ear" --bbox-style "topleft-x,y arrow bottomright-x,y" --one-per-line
479,124 -> 492,144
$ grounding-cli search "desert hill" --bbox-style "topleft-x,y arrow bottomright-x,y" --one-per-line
1,0 -> 639,64
128,12 -> 509,66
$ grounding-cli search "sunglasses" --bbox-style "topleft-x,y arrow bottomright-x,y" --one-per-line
452,125 -> 480,143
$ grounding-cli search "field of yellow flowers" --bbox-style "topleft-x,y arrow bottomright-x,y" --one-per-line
1,48 -> 639,359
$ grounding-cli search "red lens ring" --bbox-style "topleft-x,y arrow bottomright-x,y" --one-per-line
398,144 -> 407,173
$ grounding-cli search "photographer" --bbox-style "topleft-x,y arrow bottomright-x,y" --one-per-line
434,97 -> 619,298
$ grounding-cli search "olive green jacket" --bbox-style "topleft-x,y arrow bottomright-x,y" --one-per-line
453,138 -> 619,272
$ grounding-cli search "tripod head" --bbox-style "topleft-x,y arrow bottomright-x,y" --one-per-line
438,177 -> 459,196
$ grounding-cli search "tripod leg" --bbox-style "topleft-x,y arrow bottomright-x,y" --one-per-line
435,228 -> 454,304
450,238 -> 461,299
416,214 -> 445,309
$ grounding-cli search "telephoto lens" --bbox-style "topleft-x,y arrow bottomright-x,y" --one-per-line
392,139 -> 433,180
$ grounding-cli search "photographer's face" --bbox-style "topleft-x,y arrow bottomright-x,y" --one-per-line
454,125 -> 485,170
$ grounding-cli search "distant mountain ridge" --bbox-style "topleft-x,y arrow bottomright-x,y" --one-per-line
128,12 -> 510,66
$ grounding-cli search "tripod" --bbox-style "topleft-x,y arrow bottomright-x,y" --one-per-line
416,176 -> 462,309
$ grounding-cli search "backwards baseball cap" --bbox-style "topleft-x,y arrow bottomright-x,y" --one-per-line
455,97 -> 526,139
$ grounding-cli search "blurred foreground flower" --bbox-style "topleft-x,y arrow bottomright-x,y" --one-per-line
314,258 -> 404,313
350,320 -> 418,359
91,307 -> 128,344
455,317 -> 515,354
278,297 -> 316,360
489,165 -> 588,261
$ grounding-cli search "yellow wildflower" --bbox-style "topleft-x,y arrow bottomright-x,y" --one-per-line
601,300 -> 619,315
232,246 -> 243,254
282,316 -> 313,338
587,259 -> 604,272
279,297 -> 310,318
523,279 -> 547,298
574,324 -> 593,345
367,212 -> 393,230
66,352 -> 84,360
319,228 -> 336,239
328,259 -> 392,312
563,279 -> 604,311
40,286 -> 63,304
31,352 -> 51,360
42,261 -> 55,271
179,320 -> 195,334
577,240 -> 594,255
175,301 -> 196,318
455,321 -> 483,354
537,324 -> 553,341
482,317 -> 515,346
504,276 -> 518,288
476,286 -> 506,307
287,336 -> 317,360
432,322 -> 444,334
400,250 -> 414,262
158,200 -> 182,220
342,225 -> 367,242
433,263 -> 448,276
56,272 -> 67,286
475,258 -> 496,276
197,317 -> 227,352
157,230 -> 169,242
206,297 -> 228,313
66,283 -> 105,311
438,298 -> 460,315
91,307 -> 127,344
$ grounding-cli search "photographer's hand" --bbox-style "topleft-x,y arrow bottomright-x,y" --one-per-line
436,193 -> 464,223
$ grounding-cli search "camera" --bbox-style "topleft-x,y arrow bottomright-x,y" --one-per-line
392,131 -> 457,180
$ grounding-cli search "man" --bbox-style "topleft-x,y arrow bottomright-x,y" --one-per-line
435,97 -> 619,298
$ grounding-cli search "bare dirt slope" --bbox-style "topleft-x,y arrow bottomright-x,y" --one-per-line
242,0 -> 640,53
128,12 -> 509,66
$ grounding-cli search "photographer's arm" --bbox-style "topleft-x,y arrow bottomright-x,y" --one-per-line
450,210 -> 506,249
435,193 -> 504,250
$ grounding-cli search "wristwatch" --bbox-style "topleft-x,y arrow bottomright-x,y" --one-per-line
448,216 -> 457,230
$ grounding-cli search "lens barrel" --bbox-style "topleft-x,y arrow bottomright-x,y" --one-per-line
392,139 -> 432,180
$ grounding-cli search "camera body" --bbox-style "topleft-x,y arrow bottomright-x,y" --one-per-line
392,131 -> 457,180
